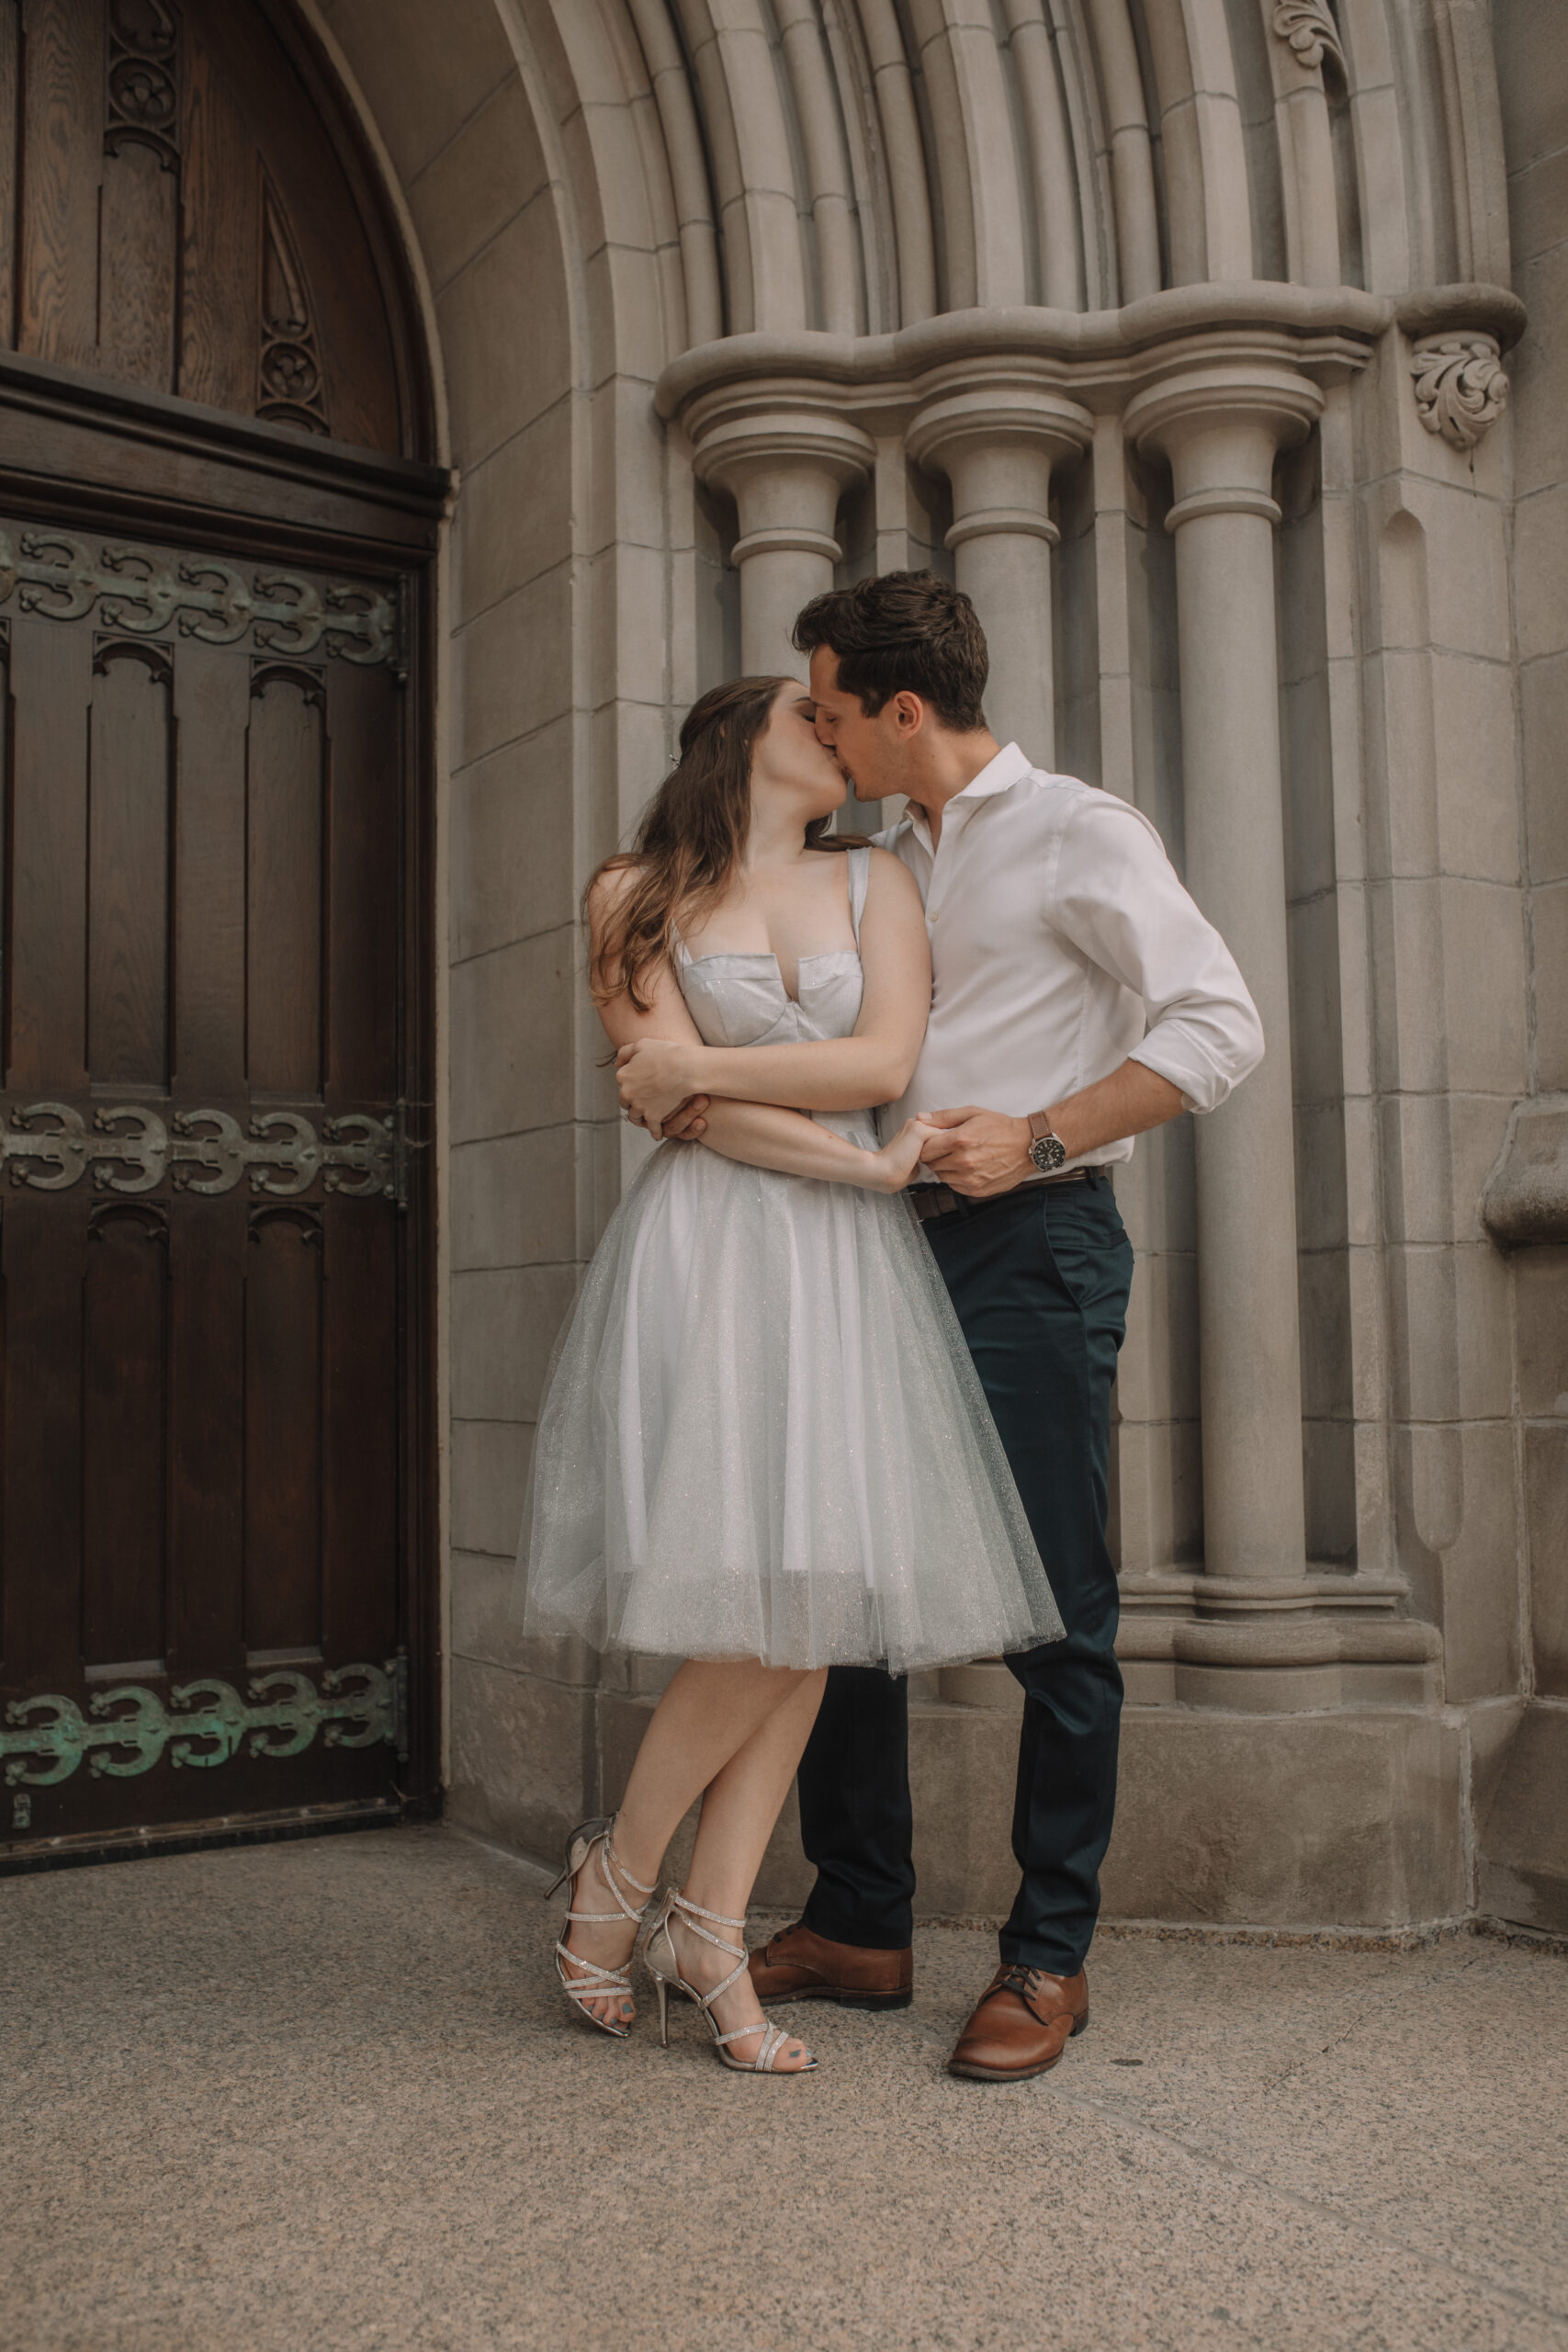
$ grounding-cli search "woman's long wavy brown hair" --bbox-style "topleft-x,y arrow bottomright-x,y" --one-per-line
586,675 -> 854,1012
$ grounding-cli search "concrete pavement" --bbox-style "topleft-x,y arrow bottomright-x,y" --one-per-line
4,1824 -> 1565,2350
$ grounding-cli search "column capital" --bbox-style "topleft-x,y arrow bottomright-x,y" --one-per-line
907,368 -> 1092,549
1123,358 -> 1323,531
906,366 -> 1094,471
682,387 -> 874,501
673,385 -> 874,675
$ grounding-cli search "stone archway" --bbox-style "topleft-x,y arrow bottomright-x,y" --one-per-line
309,0 -> 1554,1935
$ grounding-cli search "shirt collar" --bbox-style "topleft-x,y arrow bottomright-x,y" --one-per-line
901,741 -> 1033,850
951,741 -> 1033,803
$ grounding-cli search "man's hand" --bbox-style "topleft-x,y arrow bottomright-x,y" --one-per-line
616,1037 -> 702,1136
919,1106 -> 1033,1196
660,1095 -> 709,1141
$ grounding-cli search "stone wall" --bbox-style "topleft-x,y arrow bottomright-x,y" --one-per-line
1475,0 -> 1568,1937
304,0 -> 1565,1935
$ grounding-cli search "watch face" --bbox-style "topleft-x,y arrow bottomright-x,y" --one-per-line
1030,1132 -> 1066,1172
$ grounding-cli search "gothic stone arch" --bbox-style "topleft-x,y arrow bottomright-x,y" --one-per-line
312,0 -> 1558,1935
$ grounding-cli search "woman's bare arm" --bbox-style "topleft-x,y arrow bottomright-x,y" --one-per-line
614,851 -> 931,1129
586,867 -> 929,1191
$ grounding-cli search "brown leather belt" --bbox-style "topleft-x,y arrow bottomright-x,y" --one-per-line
908,1169 -> 1090,1224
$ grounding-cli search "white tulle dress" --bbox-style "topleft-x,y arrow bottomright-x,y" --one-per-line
515,846 -> 1062,1675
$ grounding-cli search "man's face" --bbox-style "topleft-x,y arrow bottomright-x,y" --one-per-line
807,646 -> 912,801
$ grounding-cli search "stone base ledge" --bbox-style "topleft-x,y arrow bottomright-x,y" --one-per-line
1117,1570 -> 1417,1613
935,1589 -> 1442,1714
1478,1703 -> 1568,1938
459,1670 -> 1465,1935
1118,1606 -> 1441,1711
626,1690 -> 1461,1929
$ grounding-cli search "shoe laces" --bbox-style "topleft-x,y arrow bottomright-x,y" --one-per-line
992,1961 -> 1044,2005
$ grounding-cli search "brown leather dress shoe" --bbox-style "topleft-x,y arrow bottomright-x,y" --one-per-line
747,1922 -> 913,2010
946,1962 -> 1089,2081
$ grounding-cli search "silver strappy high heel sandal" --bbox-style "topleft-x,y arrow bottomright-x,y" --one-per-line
546,1815 -> 657,2039
643,1886 -> 818,2074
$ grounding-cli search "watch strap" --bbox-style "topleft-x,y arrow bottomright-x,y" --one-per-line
1027,1110 -> 1055,1143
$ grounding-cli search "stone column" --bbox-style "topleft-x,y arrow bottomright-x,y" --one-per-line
683,394 -> 874,677
1124,358 -> 1323,1580
907,368 -> 1092,762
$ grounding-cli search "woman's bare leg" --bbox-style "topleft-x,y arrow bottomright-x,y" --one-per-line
559,1657 -> 819,2028
669,1668 -> 828,2068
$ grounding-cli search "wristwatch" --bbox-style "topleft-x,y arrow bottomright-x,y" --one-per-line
1027,1110 -> 1068,1174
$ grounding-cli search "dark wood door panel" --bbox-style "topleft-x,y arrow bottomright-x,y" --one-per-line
81,1201 -> 169,1668
0,507 -> 420,1856
0,1188 -> 88,1680
166,1192 -> 245,1674
326,662 -> 399,1106
243,1204 -> 325,1657
87,639 -> 175,1088
16,0 -> 102,372
7,617 -> 91,1091
246,664 -> 326,1100
0,0 -> 443,1871
170,639 -> 249,1099
322,1200 -> 398,1664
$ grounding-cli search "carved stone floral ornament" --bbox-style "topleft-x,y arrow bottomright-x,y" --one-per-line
1270,1 -> 1346,76
1409,334 -> 1511,451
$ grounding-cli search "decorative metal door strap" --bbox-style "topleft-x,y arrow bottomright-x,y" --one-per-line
2,1665 -> 395,1788
4,1103 -> 393,1197
0,528 -> 394,666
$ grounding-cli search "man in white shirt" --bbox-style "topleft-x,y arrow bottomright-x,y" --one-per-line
746,571 -> 1263,2082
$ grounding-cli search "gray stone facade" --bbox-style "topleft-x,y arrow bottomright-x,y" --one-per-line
306,0 -> 1568,1936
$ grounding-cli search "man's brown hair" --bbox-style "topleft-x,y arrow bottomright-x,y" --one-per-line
792,569 -> 988,731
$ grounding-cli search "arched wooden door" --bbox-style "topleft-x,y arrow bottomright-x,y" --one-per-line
0,0 -> 446,1867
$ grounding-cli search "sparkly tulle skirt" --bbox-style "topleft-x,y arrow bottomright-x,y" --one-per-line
514,1128 -> 1063,1674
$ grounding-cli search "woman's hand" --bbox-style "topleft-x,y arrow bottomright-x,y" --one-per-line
615,1037 -> 702,1137
867,1117 -> 942,1193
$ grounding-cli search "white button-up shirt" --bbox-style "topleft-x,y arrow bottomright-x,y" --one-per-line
874,742 -> 1264,1167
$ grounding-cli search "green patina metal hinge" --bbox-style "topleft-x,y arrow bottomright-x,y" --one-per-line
0,1662 -> 396,1789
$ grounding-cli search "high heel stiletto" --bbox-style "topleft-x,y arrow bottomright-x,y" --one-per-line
546,1815 -> 657,2039
643,1887 -> 818,2074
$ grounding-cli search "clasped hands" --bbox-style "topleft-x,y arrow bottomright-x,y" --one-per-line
615,1037 -> 1035,1197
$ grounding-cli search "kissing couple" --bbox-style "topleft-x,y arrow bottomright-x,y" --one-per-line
515,570 -> 1261,2079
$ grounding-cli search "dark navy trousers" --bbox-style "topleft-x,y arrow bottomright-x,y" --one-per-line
797,1170 -> 1134,1976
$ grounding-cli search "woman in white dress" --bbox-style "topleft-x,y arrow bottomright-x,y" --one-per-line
517,675 -> 1061,2074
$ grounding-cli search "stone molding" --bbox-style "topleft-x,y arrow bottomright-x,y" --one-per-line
1408,333 -> 1511,451
1482,1098 -> 1568,1246
656,283 -> 1396,420
729,523 -> 842,563
1117,1578 -> 1442,1712
661,325 -> 1364,503
944,505 -> 1058,548
1394,284 -> 1527,345
1164,486 -> 1281,529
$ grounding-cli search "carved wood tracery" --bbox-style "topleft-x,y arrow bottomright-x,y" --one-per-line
0,0 -> 402,451
258,175 -> 329,435
104,0 -> 181,173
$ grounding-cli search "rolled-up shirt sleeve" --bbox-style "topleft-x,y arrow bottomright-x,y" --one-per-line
1050,793 -> 1265,1114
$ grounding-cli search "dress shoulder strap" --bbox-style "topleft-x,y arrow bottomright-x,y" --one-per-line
847,843 -> 872,944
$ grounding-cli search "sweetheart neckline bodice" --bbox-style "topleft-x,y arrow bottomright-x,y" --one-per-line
677,943 -> 862,1010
